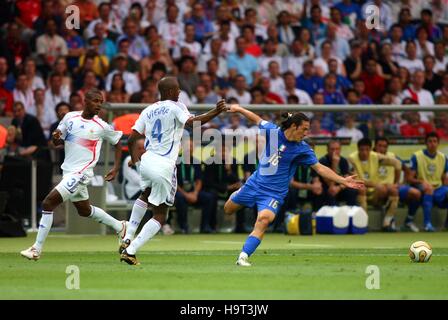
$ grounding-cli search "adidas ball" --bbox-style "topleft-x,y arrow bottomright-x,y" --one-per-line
409,241 -> 432,263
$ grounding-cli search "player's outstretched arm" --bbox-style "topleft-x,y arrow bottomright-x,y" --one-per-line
227,104 -> 263,125
311,163 -> 365,190
127,129 -> 145,166
105,141 -> 122,182
185,99 -> 227,127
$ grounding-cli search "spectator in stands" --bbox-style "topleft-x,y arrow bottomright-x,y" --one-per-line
423,55 -> 443,94
173,23 -> 202,60
158,4 -> 184,53
301,4 -> 327,45
72,0 -> 99,28
177,55 -> 200,98
386,24 -> 407,62
122,137 -> 145,201
93,22 -> 117,62
328,58 -> 351,91
79,36 -> 109,78
283,39 -> 308,77
13,73 -> 34,114
5,22 -> 30,67
433,41 -> 448,75
175,140 -> 218,234
85,2 -> 122,40
378,43 -> 399,81
48,101 -> 71,168
106,73 -> 129,103
265,24 -> 289,57
265,61 -> 284,93
221,113 -> 248,135
206,58 -> 230,96
400,111 -> 435,137
198,38 -> 228,78
282,71 -> 313,105
259,77 -> 285,104
78,70 -> 102,100
110,38 -> 138,73
36,18 -> 68,77
402,70 -> 435,122
116,17 -> 150,61
63,26 -> 85,72
344,41 -> 363,82
277,11 -> 298,47
417,9 -> 442,42
434,73 -> 448,100
192,85 -> 208,104
0,86 -> 13,116
105,54 -> 140,95
140,40 -> 175,80
44,73 -> 70,126
336,113 -> 364,143
398,41 -> 425,73
199,73 -> 220,103
11,101 -> 48,160
32,88 -> 53,139
0,57 -> 15,92
213,5 -> 240,40
185,2 -> 214,44
227,36 -> 261,86
243,7 -> 266,41
349,137 -> 401,231
258,40 -> 282,77
321,74 -> 346,105
227,74 -> 251,105
23,58 -> 45,91
52,57 -> 72,94
296,60 -> 323,97
415,27 -> 435,59
359,60 -> 385,103
308,117 -> 332,137
69,92 -> 83,111
315,41 -> 346,77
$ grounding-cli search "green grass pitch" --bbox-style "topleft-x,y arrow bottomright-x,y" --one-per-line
1,232 -> 447,299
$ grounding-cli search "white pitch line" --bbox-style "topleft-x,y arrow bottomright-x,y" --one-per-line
201,241 -> 243,245
287,243 -> 335,248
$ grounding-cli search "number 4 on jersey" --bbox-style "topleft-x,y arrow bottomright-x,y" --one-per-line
151,119 -> 163,143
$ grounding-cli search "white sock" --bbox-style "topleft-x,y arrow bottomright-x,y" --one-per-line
239,252 -> 248,260
124,199 -> 147,241
89,206 -> 122,232
33,211 -> 53,252
126,218 -> 161,255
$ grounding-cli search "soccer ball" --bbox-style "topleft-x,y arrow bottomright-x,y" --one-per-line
409,241 -> 432,263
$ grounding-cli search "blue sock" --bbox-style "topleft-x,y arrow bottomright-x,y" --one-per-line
242,235 -> 261,257
406,200 -> 419,222
422,194 -> 433,225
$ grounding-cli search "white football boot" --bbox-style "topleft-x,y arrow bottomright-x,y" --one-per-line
236,253 -> 252,267
20,246 -> 40,261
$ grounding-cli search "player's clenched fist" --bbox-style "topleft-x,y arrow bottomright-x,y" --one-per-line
52,129 -> 62,140
215,99 -> 227,113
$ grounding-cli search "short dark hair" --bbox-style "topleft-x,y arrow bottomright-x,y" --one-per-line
375,137 -> 389,145
55,101 -> 72,114
358,138 -> 372,148
280,112 -> 310,130
425,131 -> 439,142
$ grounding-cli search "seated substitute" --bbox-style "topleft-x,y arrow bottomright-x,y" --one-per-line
407,132 -> 448,232
311,140 -> 358,207
349,138 -> 402,231
373,137 -> 422,232
175,139 -> 218,234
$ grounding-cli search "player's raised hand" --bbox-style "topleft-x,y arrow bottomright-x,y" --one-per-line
105,167 -> 118,182
227,103 -> 242,113
215,99 -> 228,113
343,175 -> 365,190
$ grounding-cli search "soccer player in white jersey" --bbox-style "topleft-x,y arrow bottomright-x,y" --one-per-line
119,76 -> 227,265
20,88 -> 127,261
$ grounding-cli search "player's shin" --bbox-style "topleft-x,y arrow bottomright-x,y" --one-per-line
422,194 -> 434,225
88,206 -> 123,232
125,199 -> 148,241
33,211 -> 54,252
126,218 -> 161,255
240,235 -> 261,260
383,196 -> 398,226
407,200 -> 419,220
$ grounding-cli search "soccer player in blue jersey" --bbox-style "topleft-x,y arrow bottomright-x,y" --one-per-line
224,105 -> 365,266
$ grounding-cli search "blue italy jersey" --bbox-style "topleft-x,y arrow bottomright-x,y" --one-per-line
245,121 -> 318,200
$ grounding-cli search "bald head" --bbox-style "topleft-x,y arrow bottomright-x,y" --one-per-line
158,76 -> 180,101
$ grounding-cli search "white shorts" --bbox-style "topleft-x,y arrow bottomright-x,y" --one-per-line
139,153 -> 177,206
55,172 -> 91,203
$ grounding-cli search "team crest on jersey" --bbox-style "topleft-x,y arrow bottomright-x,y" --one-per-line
427,163 -> 436,175
378,166 -> 387,177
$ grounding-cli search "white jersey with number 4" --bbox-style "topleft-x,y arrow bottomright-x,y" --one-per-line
57,111 -> 123,177
132,100 -> 192,163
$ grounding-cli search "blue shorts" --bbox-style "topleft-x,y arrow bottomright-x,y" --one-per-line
230,183 -> 283,215
399,185 -> 411,203
433,186 -> 448,208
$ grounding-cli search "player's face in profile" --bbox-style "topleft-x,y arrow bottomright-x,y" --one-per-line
293,121 -> 310,141
85,94 -> 104,115
375,141 -> 388,154
426,137 -> 439,153
358,145 -> 371,160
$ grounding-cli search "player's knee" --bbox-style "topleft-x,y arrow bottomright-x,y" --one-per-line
409,188 -> 422,201
153,213 -> 166,225
224,201 -> 234,215
423,185 -> 433,195
77,207 -> 91,217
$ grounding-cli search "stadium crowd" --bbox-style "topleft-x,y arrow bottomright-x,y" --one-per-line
0,0 -> 448,234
